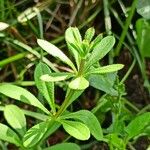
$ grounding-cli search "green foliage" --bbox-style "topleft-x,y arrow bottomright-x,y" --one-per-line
0,27 -> 126,149
69,76 -> 89,90
23,121 -> 49,147
43,143 -> 80,150
136,18 -> 150,58
60,110 -> 103,140
125,112 -> 150,140
136,0 -> 150,19
0,123 -> 21,146
34,62 -> 55,113
0,84 -> 49,114
61,120 -> 90,140
85,36 -> 115,70
4,105 -> 26,137
37,39 -> 77,72
89,73 -> 118,96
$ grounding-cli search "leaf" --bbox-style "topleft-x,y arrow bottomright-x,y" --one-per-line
136,0 -> 150,20
92,33 -> 103,48
41,72 -> 73,82
0,84 -> 49,114
0,123 -> 21,146
65,89 -> 84,106
89,73 -> 118,96
37,39 -> 76,72
69,77 -> 89,90
43,143 -> 80,150
84,27 -> 95,42
105,133 -> 125,149
89,64 -> 124,74
136,18 -> 150,58
125,112 -> 150,140
23,121 -> 48,147
65,27 -> 82,68
85,36 -> 115,69
17,7 -> 37,23
61,120 -> 90,140
34,62 -> 55,112
4,105 -> 26,137
60,110 -> 103,140
0,22 -> 9,31
65,27 -> 82,44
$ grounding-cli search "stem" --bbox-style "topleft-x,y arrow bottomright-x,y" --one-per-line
40,89 -> 75,143
0,52 -> 27,67
115,0 -> 137,56
120,59 -> 136,83
78,59 -> 85,76
55,89 -> 74,117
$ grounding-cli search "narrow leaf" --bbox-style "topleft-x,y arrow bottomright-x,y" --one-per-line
89,64 -> 124,74
43,143 -> 80,150
0,123 -> 21,146
86,36 -> 115,69
84,27 -> 95,42
37,39 -> 76,72
89,73 -> 118,96
65,27 -> 82,44
41,72 -> 73,82
60,110 -> 103,140
61,120 -> 90,140
0,84 -> 49,114
23,121 -> 48,147
4,105 -> 26,137
0,22 -> 9,31
125,112 -> 150,140
34,62 -> 55,112
69,77 -> 89,90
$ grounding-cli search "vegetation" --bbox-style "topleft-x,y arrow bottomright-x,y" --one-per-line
0,0 -> 150,150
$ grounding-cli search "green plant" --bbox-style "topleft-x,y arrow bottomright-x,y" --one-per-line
3,26 -> 149,150
0,27 -> 124,149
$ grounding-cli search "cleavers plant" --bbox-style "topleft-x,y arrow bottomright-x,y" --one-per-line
0,27 -> 124,149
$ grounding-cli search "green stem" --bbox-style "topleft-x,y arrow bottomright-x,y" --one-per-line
115,0 -> 137,56
120,59 -> 136,83
0,52 -> 27,67
78,59 -> 85,76
54,89 -> 75,117
39,89 -> 75,143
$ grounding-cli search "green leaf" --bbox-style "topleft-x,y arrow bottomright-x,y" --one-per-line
85,36 -> 115,69
61,120 -> 90,140
65,89 -> 83,106
37,39 -> 76,72
125,112 -> 150,140
0,22 -> 9,31
136,18 -> 150,58
65,27 -> 82,44
65,27 -> 83,66
4,105 -> 26,137
41,72 -> 73,82
69,77 -> 89,90
0,123 -> 21,146
89,73 -> 118,96
34,62 -> 55,112
43,143 -> 80,150
23,121 -> 48,147
0,84 -> 49,114
89,64 -> 124,74
84,27 -> 95,42
106,133 -> 125,149
136,0 -> 150,19
60,110 -> 103,140
92,33 -> 103,48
